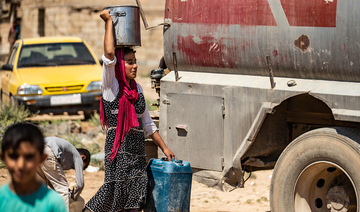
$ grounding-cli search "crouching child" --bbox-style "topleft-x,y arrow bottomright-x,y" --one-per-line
37,137 -> 91,212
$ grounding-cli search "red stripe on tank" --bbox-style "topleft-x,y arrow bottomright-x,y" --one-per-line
177,35 -> 255,68
165,0 -> 277,26
280,0 -> 338,27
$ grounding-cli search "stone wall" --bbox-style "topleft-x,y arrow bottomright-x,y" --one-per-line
0,1 -> 18,63
1,0 -> 166,70
0,22 -> 11,60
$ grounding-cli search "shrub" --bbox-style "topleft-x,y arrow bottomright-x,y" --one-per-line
0,104 -> 32,167
90,158 -> 105,171
61,134 -> 102,155
63,134 -> 84,149
88,113 -> 101,127
0,104 -> 32,142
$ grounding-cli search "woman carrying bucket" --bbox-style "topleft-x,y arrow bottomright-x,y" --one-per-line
83,9 -> 175,212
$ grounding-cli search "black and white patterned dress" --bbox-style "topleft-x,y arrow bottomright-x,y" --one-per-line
85,90 -> 148,212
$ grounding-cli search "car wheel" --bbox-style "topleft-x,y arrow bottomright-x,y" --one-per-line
270,127 -> 360,212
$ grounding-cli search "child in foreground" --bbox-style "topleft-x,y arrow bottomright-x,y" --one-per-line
0,123 -> 68,212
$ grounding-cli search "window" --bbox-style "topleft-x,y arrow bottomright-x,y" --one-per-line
17,42 -> 96,68
7,45 -> 18,65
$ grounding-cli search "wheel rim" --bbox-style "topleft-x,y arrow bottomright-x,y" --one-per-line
294,161 -> 357,212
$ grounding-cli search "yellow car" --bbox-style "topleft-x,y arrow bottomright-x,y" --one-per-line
1,36 -> 102,118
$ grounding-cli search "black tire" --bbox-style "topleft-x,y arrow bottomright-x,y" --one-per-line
270,127 -> 360,212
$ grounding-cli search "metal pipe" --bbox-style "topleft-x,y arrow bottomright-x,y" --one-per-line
173,52 -> 179,81
266,56 -> 276,89
135,0 -> 149,29
135,0 -> 171,30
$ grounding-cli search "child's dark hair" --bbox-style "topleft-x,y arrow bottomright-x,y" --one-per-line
123,47 -> 136,55
1,123 -> 44,154
77,148 -> 91,170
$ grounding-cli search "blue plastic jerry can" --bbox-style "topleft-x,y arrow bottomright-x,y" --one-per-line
144,158 -> 193,212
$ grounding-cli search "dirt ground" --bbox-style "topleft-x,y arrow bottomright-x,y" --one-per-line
0,167 -> 272,212
0,75 -> 272,211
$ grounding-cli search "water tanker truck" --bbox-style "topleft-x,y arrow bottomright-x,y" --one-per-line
151,0 -> 360,211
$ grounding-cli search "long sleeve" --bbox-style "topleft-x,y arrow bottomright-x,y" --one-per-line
136,83 -> 157,136
44,137 -> 84,201
72,154 -> 84,200
101,54 -> 119,101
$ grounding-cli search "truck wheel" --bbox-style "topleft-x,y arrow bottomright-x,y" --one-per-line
270,127 -> 360,212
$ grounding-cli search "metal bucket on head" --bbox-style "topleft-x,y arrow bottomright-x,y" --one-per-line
104,6 -> 141,47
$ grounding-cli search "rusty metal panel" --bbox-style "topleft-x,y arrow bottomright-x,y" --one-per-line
159,71 -> 360,190
163,0 -> 360,82
165,93 -> 223,171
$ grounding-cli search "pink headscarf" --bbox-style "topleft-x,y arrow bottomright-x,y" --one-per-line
100,48 -> 139,160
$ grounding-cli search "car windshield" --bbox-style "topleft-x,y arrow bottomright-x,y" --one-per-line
17,42 -> 97,68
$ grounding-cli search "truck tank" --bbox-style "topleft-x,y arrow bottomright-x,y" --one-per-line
157,1 -> 360,211
163,0 -> 360,82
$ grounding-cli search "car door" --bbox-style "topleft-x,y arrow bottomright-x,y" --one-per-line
2,44 -> 19,104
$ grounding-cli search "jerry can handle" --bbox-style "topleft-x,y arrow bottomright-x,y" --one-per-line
162,157 -> 184,166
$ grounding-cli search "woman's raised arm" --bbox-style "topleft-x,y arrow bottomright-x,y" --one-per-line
100,10 -> 114,60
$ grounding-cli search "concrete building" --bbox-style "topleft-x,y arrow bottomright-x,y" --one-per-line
0,0 -> 166,69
